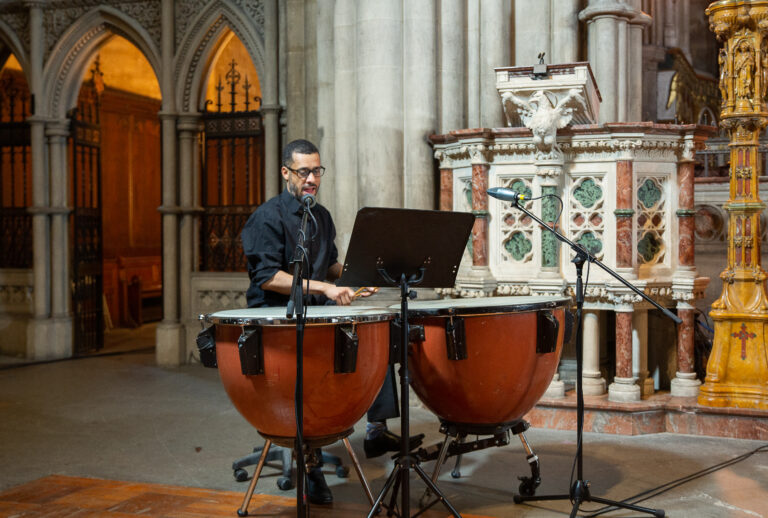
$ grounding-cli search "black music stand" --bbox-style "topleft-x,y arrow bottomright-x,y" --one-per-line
338,207 -> 474,518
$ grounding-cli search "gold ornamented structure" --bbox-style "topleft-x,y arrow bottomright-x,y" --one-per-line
700,0 -> 768,408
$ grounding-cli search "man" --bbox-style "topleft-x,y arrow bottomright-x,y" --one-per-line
241,139 -> 422,505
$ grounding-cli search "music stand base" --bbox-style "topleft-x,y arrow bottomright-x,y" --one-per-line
514,480 -> 665,518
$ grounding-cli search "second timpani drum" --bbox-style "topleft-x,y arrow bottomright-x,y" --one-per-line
404,296 -> 571,426
203,306 -> 395,444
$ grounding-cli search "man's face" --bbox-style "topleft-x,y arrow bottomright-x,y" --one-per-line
281,152 -> 321,200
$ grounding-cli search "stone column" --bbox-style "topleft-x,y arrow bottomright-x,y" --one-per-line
514,0 -> 550,65
582,309 -> 606,395
471,148 -> 490,268
404,0 -> 436,209
480,0 -> 507,128
615,160 -> 634,272
628,3 -> 651,122
610,159 -> 640,401
439,0 -> 464,132
439,164 -> 453,212
285,0 -> 306,143
580,1 -> 633,123
262,0 -> 280,200
46,120 -> 73,359
25,1 -> 55,359
552,0 -> 581,64
610,305 -> 641,401
466,1 -> 480,128
617,16 -> 628,122
633,308 -> 654,396
177,115 -> 201,360
357,0 -> 403,208
671,151 -> 701,397
333,0 -> 357,254
156,0 -> 183,366
316,0 -> 334,210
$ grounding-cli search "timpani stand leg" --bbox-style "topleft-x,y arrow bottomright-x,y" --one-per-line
343,437 -> 375,505
451,435 -> 466,479
237,439 -> 273,517
419,434 -> 452,507
517,431 -> 541,496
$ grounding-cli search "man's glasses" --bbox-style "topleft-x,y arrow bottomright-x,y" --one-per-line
285,165 -> 326,178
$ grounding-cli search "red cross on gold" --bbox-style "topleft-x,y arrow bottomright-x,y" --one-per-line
731,323 -> 756,360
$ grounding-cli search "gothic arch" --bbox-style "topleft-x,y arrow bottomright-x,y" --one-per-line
174,1 -> 267,113
42,6 -> 161,119
0,18 -> 30,80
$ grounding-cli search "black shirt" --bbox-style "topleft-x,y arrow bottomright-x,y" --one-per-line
241,189 -> 339,308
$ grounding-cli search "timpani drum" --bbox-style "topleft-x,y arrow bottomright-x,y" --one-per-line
405,296 -> 571,426
204,306 -> 395,444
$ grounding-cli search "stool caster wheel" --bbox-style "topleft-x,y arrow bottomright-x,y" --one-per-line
237,509 -> 248,517
451,469 -> 461,479
277,477 -> 293,490
233,468 -> 248,482
336,465 -> 349,478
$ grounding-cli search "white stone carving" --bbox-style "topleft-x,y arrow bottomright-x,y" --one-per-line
501,88 -> 588,159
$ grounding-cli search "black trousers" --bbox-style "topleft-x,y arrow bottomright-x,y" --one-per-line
366,366 -> 399,422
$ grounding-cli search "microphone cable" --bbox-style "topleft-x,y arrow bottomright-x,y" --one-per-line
579,442 -> 768,517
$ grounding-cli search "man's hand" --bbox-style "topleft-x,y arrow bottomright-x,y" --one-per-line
324,285 -> 355,306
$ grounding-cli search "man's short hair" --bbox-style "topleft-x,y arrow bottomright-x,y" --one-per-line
282,139 -> 319,167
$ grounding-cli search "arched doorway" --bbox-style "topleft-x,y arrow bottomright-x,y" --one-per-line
74,35 -> 162,354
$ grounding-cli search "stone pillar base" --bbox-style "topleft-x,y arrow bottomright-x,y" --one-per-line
27,317 -> 72,361
671,372 -> 701,398
582,375 -> 606,395
156,321 -> 185,366
544,373 -> 566,398
608,377 -> 641,402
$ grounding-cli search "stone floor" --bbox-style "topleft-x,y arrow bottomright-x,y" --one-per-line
0,324 -> 767,517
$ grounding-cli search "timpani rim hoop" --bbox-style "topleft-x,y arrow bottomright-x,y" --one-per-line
400,295 -> 572,317
200,305 -> 397,327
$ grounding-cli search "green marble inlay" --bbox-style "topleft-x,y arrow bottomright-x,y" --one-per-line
638,232 -> 663,263
509,179 -> 532,199
573,178 -> 602,208
464,182 -> 473,209
541,186 -> 558,267
576,231 -> 602,256
505,231 -> 532,261
638,179 -> 661,209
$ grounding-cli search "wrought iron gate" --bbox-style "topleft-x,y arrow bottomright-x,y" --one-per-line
200,60 -> 265,272
69,82 -> 103,355
0,69 -> 32,268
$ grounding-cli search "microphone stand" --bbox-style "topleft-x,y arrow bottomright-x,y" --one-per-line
286,198 -> 313,518
501,195 -> 674,518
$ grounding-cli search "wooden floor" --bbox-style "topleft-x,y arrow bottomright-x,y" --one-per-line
0,476 -> 492,517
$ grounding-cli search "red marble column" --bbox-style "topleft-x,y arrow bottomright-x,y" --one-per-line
439,168 -> 453,211
615,160 -> 633,268
471,162 -> 489,266
677,308 -> 695,374
677,161 -> 695,267
615,311 -> 634,379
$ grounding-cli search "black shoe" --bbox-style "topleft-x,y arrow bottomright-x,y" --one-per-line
364,430 -> 425,459
306,466 -> 333,505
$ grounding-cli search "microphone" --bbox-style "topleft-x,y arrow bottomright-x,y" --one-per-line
301,193 -> 316,208
486,187 -> 527,202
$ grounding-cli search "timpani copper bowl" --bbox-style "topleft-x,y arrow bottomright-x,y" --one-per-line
404,295 -> 571,426
203,306 -> 395,445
